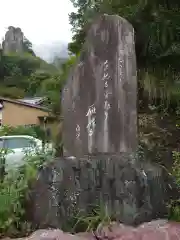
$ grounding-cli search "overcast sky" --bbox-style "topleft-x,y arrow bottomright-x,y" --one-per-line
0,0 -> 75,45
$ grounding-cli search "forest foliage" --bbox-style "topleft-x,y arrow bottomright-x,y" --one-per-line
68,0 -> 180,113
0,39 -> 73,115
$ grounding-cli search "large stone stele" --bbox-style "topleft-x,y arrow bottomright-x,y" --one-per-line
62,14 -> 137,157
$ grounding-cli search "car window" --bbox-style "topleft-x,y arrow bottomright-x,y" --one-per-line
4,137 -> 37,149
0,139 -> 3,148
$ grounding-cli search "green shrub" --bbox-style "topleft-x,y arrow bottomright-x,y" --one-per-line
71,204 -> 112,233
172,151 -> 180,186
168,151 -> 180,221
0,125 -> 37,138
0,125 -> 47,142
0,146 -> 52,237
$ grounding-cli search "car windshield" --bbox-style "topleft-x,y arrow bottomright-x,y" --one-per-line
3,137 -> 36,150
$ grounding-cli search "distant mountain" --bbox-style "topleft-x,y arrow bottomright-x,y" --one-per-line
33,41 -> 69,63
52,56 -> 67,68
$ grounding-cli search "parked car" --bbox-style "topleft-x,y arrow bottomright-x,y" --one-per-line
0,135 -> 54,171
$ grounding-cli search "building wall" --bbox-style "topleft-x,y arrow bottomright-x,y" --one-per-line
2,101 -> 49,127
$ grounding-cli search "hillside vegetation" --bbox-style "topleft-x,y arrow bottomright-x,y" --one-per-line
69,0 -> 180,112
0,33 -> 71,115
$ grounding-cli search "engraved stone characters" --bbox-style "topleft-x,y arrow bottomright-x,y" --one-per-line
86,104 -> 96,136
61,14 -> 137,157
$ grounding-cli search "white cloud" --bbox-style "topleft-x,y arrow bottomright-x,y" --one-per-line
0,0 -> 75,44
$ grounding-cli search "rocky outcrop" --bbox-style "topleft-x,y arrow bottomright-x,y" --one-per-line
3,220 -> 180,239
2,26 -> 24,54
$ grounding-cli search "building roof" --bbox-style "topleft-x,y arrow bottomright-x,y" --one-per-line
0,97 -> 50,112
18,97 -> 46,105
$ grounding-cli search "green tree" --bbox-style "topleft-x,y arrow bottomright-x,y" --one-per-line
0,51 -> 58,98
23,37 -> 35,56
40,56 -> 77,116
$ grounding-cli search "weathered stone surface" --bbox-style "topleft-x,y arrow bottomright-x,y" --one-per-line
29,155 -> 178,229
3,221 -> 180,239
62,14 -> 137,157
28,229 -> 83,240
92,220 -> 180,239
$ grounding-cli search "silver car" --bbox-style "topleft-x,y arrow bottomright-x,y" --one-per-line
0,135 -> 53,171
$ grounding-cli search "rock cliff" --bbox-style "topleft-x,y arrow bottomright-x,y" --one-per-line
2,26 -> 24,54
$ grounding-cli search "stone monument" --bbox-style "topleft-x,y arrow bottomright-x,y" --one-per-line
30,14 -> 179,229
62,14 -> 137,157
